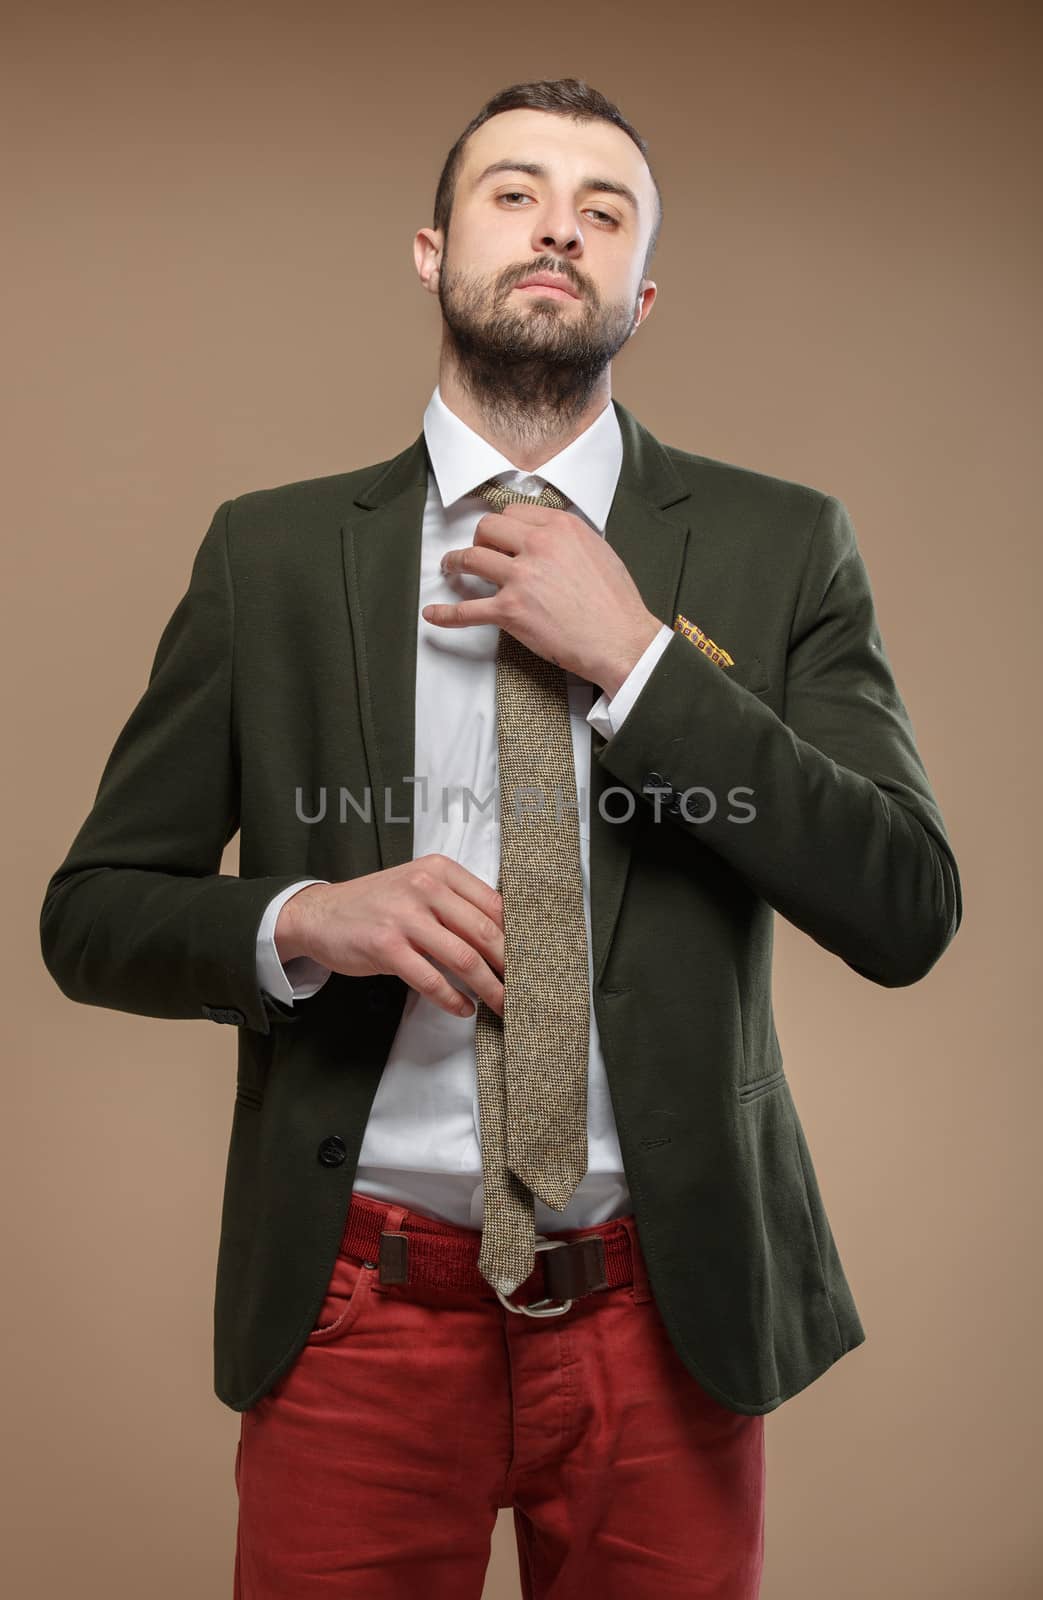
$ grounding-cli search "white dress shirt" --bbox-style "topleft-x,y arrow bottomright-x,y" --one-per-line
254,386 -> 673,1230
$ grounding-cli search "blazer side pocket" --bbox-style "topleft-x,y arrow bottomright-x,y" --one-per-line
736,1068 -> 787,1104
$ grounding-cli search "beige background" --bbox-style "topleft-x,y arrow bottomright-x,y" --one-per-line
4,0 -> 1039,1594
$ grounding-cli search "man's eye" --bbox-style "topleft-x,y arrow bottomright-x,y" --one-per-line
497,193 -> 618,227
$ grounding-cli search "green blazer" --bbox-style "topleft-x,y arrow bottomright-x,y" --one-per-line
39,401 -> 962,1416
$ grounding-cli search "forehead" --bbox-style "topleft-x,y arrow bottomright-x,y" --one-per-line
458,107 -> 655,216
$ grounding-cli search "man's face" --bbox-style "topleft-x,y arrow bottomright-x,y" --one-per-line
420,108 -> 658,376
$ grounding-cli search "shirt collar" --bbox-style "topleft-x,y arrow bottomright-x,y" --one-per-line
422,384 -> 622,533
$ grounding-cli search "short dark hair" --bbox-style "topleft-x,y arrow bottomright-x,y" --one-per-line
433,78 -> 662,277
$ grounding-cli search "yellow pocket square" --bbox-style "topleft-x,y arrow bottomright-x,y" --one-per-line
673,613 -> 735,668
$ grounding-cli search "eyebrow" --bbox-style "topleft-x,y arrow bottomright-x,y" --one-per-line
470,159 -> 640,215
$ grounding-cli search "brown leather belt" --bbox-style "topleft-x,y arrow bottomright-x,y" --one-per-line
339,1198 -> 632,1318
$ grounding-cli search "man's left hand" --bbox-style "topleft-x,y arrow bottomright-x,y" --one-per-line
421,502 -> 662,697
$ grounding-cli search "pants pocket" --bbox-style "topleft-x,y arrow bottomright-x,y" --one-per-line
306,1251 -> 376,1344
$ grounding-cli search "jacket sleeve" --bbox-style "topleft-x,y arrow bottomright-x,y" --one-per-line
39,498 -> 316,1035
594,492 -> 963,987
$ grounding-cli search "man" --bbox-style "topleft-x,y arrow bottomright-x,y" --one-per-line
39,77 -> 962,1598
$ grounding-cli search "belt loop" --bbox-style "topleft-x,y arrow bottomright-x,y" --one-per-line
620,1215 -> 653,1304
377,1201 -> 411,1285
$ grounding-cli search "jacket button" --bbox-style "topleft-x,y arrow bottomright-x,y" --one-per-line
644,770 -> 667,789
317,1134 -> 348,1168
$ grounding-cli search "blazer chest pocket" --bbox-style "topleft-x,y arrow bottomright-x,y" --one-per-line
729,654 -> 772,697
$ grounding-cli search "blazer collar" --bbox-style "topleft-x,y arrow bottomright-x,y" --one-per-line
341,398 -> 692,988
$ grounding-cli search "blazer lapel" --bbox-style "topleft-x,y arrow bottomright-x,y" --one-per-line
339,399 -> 692,986
589,402 -> 691,985
341,435 -> 429,876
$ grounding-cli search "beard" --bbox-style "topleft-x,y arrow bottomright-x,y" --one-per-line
437,246 -> 639,448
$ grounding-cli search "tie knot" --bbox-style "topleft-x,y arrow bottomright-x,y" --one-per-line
473,478 -> 568,513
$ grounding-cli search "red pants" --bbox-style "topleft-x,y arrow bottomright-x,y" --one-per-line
233,1191 -> 765,1597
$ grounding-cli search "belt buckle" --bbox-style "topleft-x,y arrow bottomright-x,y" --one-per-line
495,1236 -> 573,1318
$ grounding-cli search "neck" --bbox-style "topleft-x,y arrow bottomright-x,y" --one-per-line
435,343 -> 613,472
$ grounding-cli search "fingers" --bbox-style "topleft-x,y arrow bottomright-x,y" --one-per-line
438,856 -> 503,931
396,860 -> 504,1019
402,912 -> 504,1019
441,544 -> 514,584
421,596 -> 501,628
429,884 -> 504,978
392,943 -> 483,1019
346,857 -> 507,1020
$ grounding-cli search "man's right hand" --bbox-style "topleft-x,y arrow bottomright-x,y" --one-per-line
273,856 -> 505,1019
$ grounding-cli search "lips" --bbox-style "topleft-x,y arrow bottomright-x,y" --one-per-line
514,273 -> 580,299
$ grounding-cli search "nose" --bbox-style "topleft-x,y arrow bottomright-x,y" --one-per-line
538,232 -> 581,255
531,210 -> 583,257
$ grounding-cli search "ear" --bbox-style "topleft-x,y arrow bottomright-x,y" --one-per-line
414,226 -> 444,294
630,279 -> 657,334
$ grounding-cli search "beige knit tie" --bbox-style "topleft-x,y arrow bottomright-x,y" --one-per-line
471,475 -> 591,1299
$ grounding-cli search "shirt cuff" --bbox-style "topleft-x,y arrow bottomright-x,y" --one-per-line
587,623 -> 674,739
256,879 -> 333,1005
